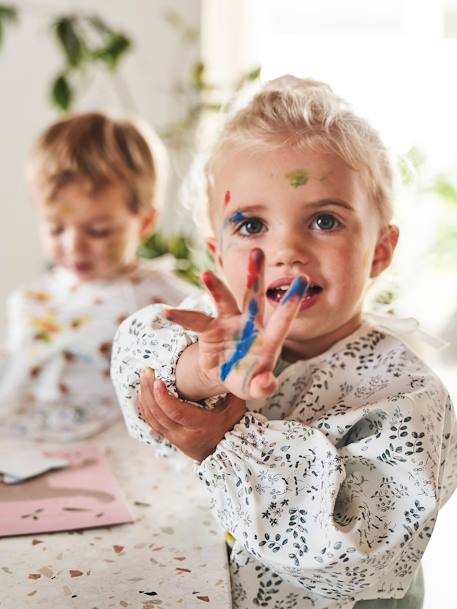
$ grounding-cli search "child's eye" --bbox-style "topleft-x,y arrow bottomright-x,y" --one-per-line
87,227 -> 113,238
310,213 -> 341,231
237,217 -> 266,236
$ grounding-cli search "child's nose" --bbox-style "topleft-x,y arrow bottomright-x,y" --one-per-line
65,229 -> 87,255
270,233 -> 312,268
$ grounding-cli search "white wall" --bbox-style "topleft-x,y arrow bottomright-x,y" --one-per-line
0,0 -> 201,334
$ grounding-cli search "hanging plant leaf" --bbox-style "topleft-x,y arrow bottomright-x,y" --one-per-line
54,17 -> 84,68
234,66 -> 261,91
0,4 -> 18,48
51,74 -> 73,111
87,15 -> 111,35
192,61 -> 206,91
94,33 -> 131,69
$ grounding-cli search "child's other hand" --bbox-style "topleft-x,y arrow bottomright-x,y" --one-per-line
139,368 -> 246,462
163,248 -> 308,400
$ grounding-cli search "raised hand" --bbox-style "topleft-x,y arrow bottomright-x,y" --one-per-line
163,248 -> 309,401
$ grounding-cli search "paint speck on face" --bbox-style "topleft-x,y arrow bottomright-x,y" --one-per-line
318,175 -> 327,182
286,170 -> 309,188
224,190 -> 231,206
362,250 -> 370,270
227,211 -> 245,224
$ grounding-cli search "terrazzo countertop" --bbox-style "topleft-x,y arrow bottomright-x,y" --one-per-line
0,422 -> 232,609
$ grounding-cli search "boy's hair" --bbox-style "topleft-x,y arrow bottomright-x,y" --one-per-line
28,112 -> 168,213
205,75 -> 394,228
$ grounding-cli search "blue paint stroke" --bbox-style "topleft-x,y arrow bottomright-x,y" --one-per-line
227,211 -> 246,224
220,298 -> 259,381
281,277 -> 308,304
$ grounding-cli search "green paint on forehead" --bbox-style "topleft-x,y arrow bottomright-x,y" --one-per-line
286,169 -> 309,188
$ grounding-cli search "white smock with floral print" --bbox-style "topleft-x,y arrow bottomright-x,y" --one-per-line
111,293 -> 457,609
0,258 -> 197,442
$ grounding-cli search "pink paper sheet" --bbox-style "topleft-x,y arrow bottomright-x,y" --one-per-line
0,444 -> 133,537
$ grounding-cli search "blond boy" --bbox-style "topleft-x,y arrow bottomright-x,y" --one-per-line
0,112 -> 196,441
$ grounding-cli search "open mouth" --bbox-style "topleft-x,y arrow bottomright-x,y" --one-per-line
266,279 -> 323,303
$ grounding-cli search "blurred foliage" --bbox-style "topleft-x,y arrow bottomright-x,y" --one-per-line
159,8 -> 261,148
0,4 -> 131,110
400,146 -> 457,270
138,232 -> 215,287
50,14 -> 131,110
0,4 -> 17,47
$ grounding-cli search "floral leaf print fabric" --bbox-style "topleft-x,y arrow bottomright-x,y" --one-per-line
111,294 -> 457,608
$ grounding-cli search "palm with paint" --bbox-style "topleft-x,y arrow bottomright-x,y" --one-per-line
163,248 -> 309,401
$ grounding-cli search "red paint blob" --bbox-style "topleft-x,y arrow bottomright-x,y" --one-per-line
224,190 -> 231,206
246,248 -> 263,290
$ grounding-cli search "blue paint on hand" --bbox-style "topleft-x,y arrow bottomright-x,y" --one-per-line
220,298 -> 259,381
281,276 -> 308,304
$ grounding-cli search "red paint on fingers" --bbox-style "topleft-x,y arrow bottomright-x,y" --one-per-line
246,248 -> 264,291
202,271 -> 221,301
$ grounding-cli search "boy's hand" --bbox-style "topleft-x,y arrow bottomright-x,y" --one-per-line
139,368 -> 246,462
163,248 -> 308,401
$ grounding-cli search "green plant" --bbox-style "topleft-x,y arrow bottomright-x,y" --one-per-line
51,14 -> 131,110
0,4 -> 17,47
0,3 -> 132,111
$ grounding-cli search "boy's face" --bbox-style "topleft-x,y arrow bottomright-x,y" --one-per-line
209,146 -> 398,359
35,181 -> 154,281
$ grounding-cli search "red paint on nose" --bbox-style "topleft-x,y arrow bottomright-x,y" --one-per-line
224,190 -> 231,206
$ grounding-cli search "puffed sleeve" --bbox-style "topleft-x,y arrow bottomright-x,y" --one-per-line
110,292 -> 215,452
196,356 -> 457,601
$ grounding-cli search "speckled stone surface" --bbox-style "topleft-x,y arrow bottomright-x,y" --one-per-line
0,422 -> 232,608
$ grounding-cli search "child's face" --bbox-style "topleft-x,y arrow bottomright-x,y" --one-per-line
36,181 -> 155,281
209,146 -> 398,359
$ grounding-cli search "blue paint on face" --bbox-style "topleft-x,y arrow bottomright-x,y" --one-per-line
281,276 -> 308,304
227,211 -> 246,224
220,298 -> 259,381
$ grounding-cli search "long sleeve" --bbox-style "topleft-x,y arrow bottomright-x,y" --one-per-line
110,292 -> 214,451
196,326 -> 457,606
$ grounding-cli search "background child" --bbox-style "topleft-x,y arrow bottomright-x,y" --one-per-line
111,77 -> 457,608
0,111 -> 197,442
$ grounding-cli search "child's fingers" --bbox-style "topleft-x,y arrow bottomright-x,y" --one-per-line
162,308 -> 215,333
265,275 -> 309,346
249,371 -> 278,399
201,271 -> 240,318
140,370 -> 178,432
153,379 -> 214,429
242,248 -> 265,325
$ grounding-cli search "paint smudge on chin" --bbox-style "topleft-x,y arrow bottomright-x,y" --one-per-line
286,169 -> 309,188
220,298 -> 259,381
224,190 -> 231,206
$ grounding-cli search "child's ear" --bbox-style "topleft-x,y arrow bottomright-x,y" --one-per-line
370,224 -> 399,278
139,208 -> 157,240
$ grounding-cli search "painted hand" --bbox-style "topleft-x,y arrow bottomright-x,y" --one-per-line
139,368 -> 246,462
163,248 -> 309,400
